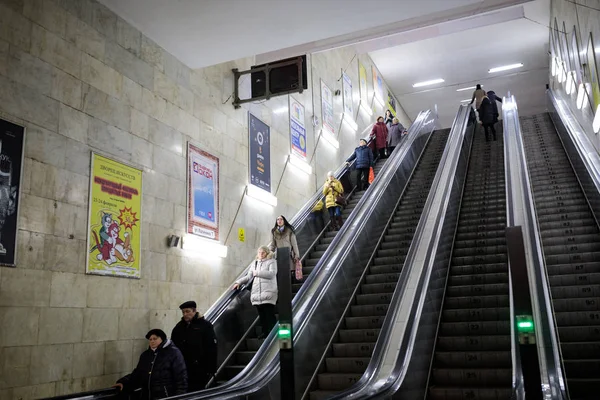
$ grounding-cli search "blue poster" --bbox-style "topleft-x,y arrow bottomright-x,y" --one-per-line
249,112 -> 271,192
187,142 -> 219,240
289,96 -> 307,160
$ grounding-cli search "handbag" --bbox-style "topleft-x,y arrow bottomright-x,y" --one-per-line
335,193 -> 347,206
368,167 -> 375,183
294,258 -> 303,281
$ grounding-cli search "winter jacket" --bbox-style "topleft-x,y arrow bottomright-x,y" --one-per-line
347,145 -> 374,169
171,313 -> 218,384
323,178 -> 344,209
370,122 -> 388,150
479,97 -> 495,124
236,255 -> 278,305
471,88 -> 487,109
117,340 -> 187,400
388,123 -> 405,147
487,91 -> 502,119
269,226 -> 300,261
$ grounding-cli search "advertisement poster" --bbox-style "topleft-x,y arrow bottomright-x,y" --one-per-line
387,90 -> 397,116
586,34 -> 600,109
249,112 -> 271,192
372,66 -> 384,104
187,142 -> 219,240
359,63 -> 368,104
0,118 -> 24,267
570,29 -> 583,85
289,96 -> 307,160
87,153 -> 142,278
342,72 -> 354,116
321,79 -> 335,136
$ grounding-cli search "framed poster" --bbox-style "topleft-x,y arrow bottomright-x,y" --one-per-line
249,112 -> 271,192
586,33 -> 600,109
289,96 -> 307,160
387,90 -> 397,116
0,118 -> 25,267
321,80 -> 335,136
372,65 -> 384,103
342,72 -> 354,116
359,63 -> 368,104
87,153 -> 142,278
187,142 -> 219,240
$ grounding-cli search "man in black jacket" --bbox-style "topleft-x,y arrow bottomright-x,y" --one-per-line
171,301 -> 218,392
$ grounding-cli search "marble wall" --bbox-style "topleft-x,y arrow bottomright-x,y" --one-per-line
0,0 -> 411,397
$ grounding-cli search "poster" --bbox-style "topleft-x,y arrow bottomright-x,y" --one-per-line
187,142 -> 219,240
289,96 -> 307,160
321,80 -> 335,136
342,72 -> 354,116
87,153 -> 142,278
372,66 -> 384,104
0,118 -> 24,267
249,112 -> 271,192
586,34 -> 600,109
570,28 -> 583,85
359,63 -> 368,104
387,90 -> 397,116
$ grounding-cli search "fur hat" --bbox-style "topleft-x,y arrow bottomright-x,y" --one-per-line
145,329 -> 167,341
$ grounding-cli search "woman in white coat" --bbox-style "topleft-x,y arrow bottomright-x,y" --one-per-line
233,246 -> 278,338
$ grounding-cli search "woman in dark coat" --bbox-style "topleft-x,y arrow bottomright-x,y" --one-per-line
115,329 -> 187,399
387,117 -> 405,155
479,95 -> 497,141
370,116 -> 388,159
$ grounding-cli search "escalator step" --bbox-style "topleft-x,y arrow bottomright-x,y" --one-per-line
316,373 -> 361,391
428,387 -> 512,400
546,262 -> 600,275
450,264 -> 507,276
439,321 -> 510,336
436,335 -> 510,351
324,357 -> 369,373
332,342 -> 376,357
431,368 -> 511,386
344,315 -> 385,329
442,307 -> 509,322
433,351 -> 511,367
444,295 -> 509,309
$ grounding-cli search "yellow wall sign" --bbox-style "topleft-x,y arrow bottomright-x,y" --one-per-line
238,228 -> 245,242
86,153 -> 142,278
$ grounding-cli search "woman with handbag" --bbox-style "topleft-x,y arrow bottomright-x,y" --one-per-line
232,246 -> 278,339
268,215 -> 302,281
323,171 -> 345,231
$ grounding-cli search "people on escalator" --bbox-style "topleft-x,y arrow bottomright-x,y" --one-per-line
469,83 -> 486,113
384,109 -> 394,130
370,116 -> 389,159
479,94 -> 497,141
171,301 -> 218,392
487,90 -> 503,123
268,215 -> 301,281
346,138 -> 374,191
114,329 -> 187,399
387,117 -> 405,155
232,246 -> 278,339
308,199 -> 325,231
323,171 -> 345,231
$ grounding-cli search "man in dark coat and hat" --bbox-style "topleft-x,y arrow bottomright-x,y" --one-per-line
171,301 -> 218,392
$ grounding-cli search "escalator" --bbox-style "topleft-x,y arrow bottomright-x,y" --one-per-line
308,129 -> 450,399
428,127 -> 512,399
215,156 -> 390,385
520,113 -> 600,399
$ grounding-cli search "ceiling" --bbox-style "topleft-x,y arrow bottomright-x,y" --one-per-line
369,0 -> 551,127
99,0 -> 528,69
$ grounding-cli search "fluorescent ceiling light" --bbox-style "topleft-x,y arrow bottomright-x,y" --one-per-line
182,235 -> 228,258
488,63 -> 523,73
246,185 -> 278,206
342,113 -> 358,131
288,154 -> 312,175
413,78 -> 445,88
460,99 -> 471,103
321,131 -> 339,149
456,86 -> 480,92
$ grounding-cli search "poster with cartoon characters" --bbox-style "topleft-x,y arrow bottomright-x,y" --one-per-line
87,153 -> 142,278
187,142 -> 219,240
289,96 -> 307,160
0,118 -> 25,267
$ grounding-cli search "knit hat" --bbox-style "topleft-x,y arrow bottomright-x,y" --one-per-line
145,329 -> 167,341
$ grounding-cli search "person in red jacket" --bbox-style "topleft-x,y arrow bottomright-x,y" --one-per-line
370,116 -> 389,159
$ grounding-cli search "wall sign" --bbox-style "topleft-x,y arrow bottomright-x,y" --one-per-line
0,118 -> 24,267
249,112 -> 271,192
87,153 -> 142,278
342,72 -> 354,117
321,80 -> 335,136
187,142 -> 219,240
289,96 -> 307,160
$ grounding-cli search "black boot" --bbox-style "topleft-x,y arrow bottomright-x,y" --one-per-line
337,216 -> 344,229
330,219 -> 338,231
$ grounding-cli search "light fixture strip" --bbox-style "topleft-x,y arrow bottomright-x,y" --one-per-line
488,63 -> 523,73
412,78 -> 445,88
456,86 -> 479,92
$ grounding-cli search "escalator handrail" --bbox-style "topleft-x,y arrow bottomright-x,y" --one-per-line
502,95 -> 569,400
185,111 -> 432,399
326,105 -> 471,399
203,136 -> 375,324
42,388 -> 119,400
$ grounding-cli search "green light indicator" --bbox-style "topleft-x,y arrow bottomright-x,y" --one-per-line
517,321 -> 533,329
278,329 -> 291,336
516,315 -> 534,333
